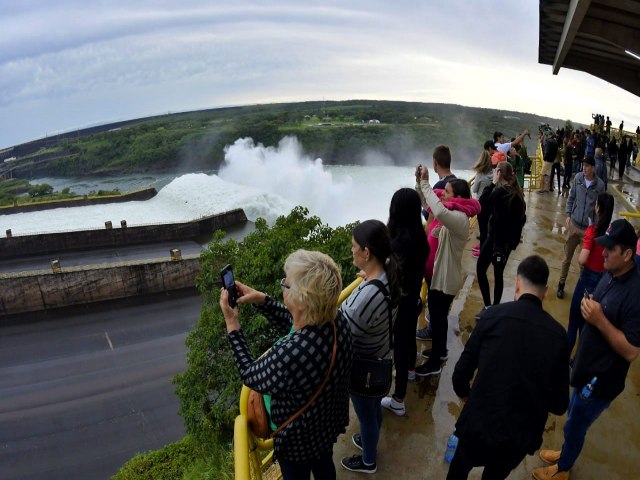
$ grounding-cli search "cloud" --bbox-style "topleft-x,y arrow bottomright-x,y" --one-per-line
0,1 -> 639,148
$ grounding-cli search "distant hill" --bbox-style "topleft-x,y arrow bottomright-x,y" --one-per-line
0,100 -> 584,178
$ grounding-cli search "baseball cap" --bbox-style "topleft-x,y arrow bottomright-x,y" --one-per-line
596,219 -> 638,248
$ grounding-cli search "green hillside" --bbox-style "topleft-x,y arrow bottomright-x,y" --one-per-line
1,100 -> 581,178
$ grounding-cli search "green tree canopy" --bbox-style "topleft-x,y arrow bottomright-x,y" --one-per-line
173,207 -> 357,442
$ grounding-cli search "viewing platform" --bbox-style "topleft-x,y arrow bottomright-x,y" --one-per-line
238,174 -> 640,480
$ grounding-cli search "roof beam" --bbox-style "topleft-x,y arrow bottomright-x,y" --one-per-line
553,0 -> 592,74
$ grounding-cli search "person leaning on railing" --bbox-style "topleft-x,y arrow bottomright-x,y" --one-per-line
219,249 -> 352,480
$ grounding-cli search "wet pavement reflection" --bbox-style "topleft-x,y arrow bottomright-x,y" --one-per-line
334,182 -> 640,479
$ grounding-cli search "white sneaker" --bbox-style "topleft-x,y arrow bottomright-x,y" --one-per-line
381,396 -> 406,416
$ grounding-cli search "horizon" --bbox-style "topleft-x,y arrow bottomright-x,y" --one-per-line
2,1 -> 640,149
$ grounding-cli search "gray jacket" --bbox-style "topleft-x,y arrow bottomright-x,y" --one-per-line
566,172 -> 605,229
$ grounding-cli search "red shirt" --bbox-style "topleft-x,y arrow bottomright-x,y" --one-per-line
583,225 -> 605,272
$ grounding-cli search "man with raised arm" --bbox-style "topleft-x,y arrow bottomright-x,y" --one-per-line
533,219 -> 640,480
447,256 -> 569,480
493,129 -> 530,156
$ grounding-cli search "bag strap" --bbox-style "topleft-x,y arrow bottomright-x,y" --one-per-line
366,278 -> 394,349
271,318 -> 337,437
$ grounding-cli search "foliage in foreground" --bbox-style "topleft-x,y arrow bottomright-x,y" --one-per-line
173,207 -> 356,443
111,435 -> 233,480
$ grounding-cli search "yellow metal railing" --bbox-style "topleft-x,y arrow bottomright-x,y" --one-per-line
620,211 -> 640,220
233,276 -> 365,480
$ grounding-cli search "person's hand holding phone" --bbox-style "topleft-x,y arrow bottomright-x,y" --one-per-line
235,280 -> 266,305
219,289 -> 240,333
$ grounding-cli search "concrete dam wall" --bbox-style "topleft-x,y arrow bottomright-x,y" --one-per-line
0,208 -> 248,315
0,255 -> 202,315
0,208 -> 247,259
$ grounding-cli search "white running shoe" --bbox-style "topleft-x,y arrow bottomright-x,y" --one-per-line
381,396 -> 406,416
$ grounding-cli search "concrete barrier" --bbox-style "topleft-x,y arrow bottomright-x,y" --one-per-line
0,187 -> 158,215
0,255 -> 202,315
0,208 -> 247,259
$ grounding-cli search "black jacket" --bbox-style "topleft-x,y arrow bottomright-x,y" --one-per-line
480,184 -> 526,251
452,294 -> 569,453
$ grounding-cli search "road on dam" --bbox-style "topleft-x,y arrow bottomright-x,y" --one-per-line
0,290 -> 202,480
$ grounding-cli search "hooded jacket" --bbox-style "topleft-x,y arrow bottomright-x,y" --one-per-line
566,172 -> 605,229
419,182 -> 481,294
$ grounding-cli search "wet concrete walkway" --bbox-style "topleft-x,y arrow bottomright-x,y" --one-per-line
332,180 -> 640,479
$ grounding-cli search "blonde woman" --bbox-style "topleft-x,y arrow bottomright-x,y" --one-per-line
220,250 -> 352,480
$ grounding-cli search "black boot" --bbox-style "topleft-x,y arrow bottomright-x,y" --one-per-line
557,282 -> 565,299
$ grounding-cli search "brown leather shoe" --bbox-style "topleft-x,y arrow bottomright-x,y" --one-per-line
539,449 -> 561,464
532,464 -> 570,480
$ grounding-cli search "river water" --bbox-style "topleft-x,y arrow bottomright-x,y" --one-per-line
1,137 -> 472,236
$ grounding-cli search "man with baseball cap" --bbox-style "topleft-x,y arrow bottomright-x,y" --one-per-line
557,156 -> 605,298
532,219 -> 640,480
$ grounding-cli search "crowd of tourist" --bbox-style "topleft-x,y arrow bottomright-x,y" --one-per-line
217,124 -> 640,480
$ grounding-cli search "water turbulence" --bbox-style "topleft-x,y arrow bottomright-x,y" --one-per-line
218,137 -> 356,226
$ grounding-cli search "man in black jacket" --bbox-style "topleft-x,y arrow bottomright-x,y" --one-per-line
447,256 -> 569,480
532,219 -> 640,480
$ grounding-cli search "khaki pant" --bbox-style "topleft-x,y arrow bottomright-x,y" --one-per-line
559,220 -> 585,284
540,161 -> 554,191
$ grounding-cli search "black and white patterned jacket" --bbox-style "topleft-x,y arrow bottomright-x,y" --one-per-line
228,295 -> 352,462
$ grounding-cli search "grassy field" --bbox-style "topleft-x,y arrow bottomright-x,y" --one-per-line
3,100 -> 581,179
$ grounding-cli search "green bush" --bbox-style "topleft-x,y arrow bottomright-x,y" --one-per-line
28,183 -> 53,197
173,206 -> 356,443
111,435 -> 232,480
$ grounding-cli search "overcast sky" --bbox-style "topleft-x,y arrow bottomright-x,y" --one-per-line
2,0 -> 640,149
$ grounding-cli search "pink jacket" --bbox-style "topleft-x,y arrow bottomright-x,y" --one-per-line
424,189 -> 481,281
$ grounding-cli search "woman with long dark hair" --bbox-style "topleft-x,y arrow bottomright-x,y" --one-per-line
476,161 -> 527,315
566,192 -> 614,355
340,220 -> 401,474
381,189 -> 429,416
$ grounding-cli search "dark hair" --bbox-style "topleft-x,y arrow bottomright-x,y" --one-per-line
495,161 -> 525,208
433,145 -> 451,169
493,131 -> 503,142
517,255 -> 549,287
595,192 -> 614,236
353,220 -> 402,306
448,178 -> 471,199
388,188 -> 430,291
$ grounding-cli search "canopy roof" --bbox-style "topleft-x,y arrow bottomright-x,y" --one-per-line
539,0 -> 640,97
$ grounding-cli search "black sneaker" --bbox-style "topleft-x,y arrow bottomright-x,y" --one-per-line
421,348 -> 448,361
352,433 -> 363,451
414,363 -> 442,377
557,283 -> 565,299
341,455 -> 377,474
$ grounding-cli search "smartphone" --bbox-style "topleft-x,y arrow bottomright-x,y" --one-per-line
220,264 -> 238,308
583,289 -> 590,300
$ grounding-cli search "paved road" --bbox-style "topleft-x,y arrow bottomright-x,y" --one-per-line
0,290 -> 202,480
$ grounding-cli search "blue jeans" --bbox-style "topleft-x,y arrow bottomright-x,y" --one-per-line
567,267 -> 603,354
558,388 -> 611,472
351,394 -> 383,464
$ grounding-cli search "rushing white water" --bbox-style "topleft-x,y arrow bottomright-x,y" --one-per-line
1,137 -> 472,237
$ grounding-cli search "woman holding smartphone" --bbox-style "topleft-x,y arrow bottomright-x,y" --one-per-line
219,250 -> 352,480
